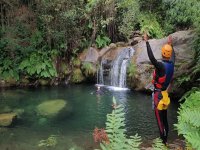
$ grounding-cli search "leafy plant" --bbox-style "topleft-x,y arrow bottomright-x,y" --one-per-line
95,35 -> 111,48
0,58 -> 19,81
152,138 -> 167,150
139,13 -> 164,38
164,0 -> 196,29
176,75 -> 191,87
118,0 -> 140,39
127,62 -> 136,78
38,135 -> 58,147
71,68 -> 85,83
95,97 -> 142,150
72,58 -> 81,67
81,62 -> 96,77
175,91 -> 200,150
19,50 -> 57,78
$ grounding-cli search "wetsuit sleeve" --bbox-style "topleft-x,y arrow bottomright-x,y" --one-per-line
146,41 -> 164,72
169,46 -> 175,64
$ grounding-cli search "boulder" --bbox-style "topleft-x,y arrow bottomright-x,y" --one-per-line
0,113 -> 17,127
84,47 -> 99,63
109,43 -> 117,49
99,46 -> 110,57
131,30 -> 195,93
36,99 -> 67,118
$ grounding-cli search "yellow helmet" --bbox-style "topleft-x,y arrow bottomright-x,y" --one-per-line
161,44 -> 172,58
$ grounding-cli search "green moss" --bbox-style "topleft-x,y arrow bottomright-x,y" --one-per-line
71,69 -> 85,83
81,62 -> 96,77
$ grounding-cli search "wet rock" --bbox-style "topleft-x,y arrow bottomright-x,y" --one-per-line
98,46 -> 110,57
71,68 -> 85,83
0,113 -> 17,127
116,42 -> 127,47
109,43 -> 117,49
84,47 -> 99,63
36,99 -> 67,118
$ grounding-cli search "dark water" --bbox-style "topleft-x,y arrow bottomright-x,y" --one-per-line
0,84 -> 180,150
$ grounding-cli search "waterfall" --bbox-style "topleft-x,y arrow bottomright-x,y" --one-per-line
119,59 -> 129,87
98,47 -> 135,88
97,60 -> 104,84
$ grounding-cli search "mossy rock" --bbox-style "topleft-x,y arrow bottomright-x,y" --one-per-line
36,99 -> 67,118
72,58 -> 81,68
81,62 -> 97,77
38,79 -> 49,86
61,62 -> 70,75
109,43 -> 117,49
0,113 -> 17,127
71,68 -> 85,83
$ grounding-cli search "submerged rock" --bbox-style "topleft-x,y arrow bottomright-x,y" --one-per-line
0,113 -> 17,127
36,99 -> 67,118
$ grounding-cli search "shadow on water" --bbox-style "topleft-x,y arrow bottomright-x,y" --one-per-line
0,84 -> 180,149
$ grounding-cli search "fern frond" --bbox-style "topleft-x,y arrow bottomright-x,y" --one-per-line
152,138 -> 167,150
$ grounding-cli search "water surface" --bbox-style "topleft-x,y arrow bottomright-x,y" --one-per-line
0,84 -> 180,149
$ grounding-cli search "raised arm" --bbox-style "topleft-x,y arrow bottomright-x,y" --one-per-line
144,33 -> 164,71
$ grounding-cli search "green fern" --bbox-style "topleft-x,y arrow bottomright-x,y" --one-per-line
99,97 -> 142,150
139,13 -> 164,38
95,35 -> 111,48
175,91 -> 200,150
152,138 -> 167,150
127,62 -> 136,78
81,62 -> 96,77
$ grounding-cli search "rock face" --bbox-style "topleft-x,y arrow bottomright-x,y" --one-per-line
83,47 -> 99,63
36,99 -> 67,118
0,113 -> 17,127
131,30 -> 195,94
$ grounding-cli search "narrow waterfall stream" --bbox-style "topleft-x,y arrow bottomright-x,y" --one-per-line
98,47 -> 135,88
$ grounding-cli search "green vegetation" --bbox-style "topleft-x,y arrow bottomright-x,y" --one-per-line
152,138 -> 167,150
127,62 -> 136,78
81,62 -> 96,77
38,135 -> 58,147
71,69 -> 85,83
19,50 -> 57,78
139,13 -> 164,38
1,0 -> 200,84
95,97 -> 169,150
175,91 -> 200,150
96,97 -> 142,150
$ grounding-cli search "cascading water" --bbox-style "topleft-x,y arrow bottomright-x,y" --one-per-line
119,59 -> 129,87
97,47 -> 135,88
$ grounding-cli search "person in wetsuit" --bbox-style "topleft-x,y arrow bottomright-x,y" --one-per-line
144,33 -> 175,145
